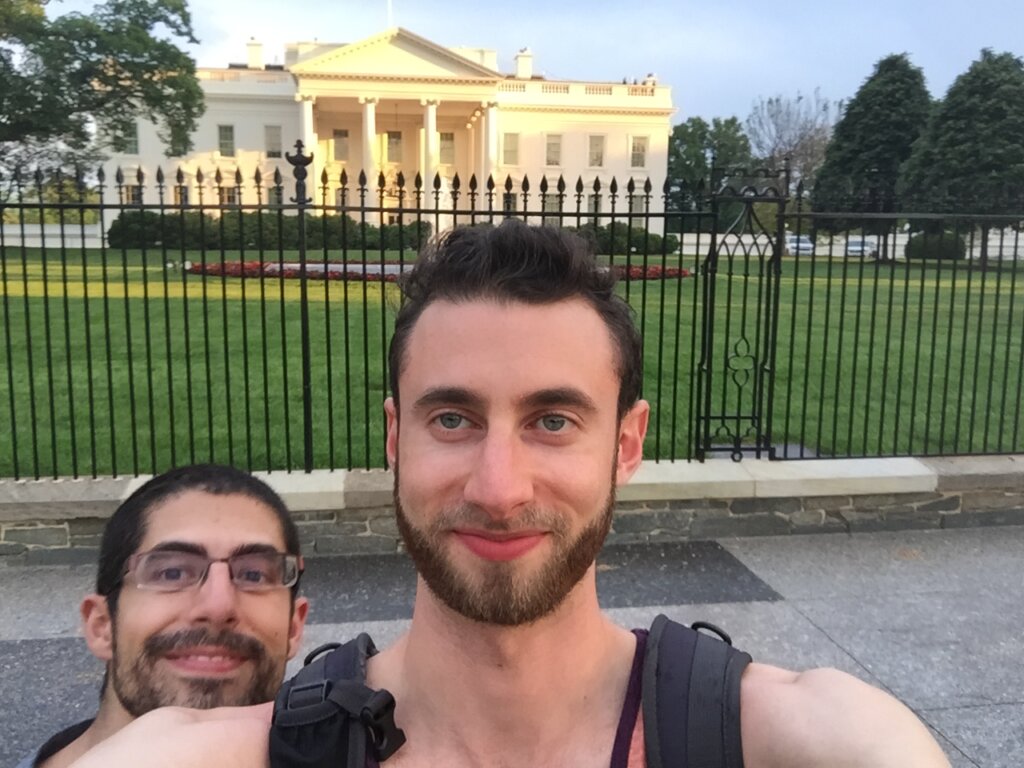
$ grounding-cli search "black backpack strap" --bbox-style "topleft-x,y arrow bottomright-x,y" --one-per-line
642,615 -> 752,768
270,633 -> 406,768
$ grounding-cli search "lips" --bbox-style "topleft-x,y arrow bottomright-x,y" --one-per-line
162,646 -> 249,676
454,530 -> 547,561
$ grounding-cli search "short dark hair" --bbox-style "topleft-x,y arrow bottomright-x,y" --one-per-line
388,221 -> 643,417
97,464 -> 301,617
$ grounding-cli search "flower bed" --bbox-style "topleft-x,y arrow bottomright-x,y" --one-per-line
185,260 -> 692,282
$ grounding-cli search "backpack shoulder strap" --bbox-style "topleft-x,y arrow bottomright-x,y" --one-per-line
271,633 -> 406,768
641,614 -> 752,768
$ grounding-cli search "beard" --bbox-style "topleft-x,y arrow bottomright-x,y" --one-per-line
394,463 -> 616,627
110,626 -> 282,717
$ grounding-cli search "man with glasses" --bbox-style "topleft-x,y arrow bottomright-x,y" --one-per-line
18,464 -> 309,768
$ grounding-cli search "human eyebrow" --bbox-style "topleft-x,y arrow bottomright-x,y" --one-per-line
229,542 -> 282,558
520,387 -> 599,414
412,387 -> 486,413
146,541 -> 208,556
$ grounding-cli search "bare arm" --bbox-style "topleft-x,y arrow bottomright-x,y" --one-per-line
741,664 -> 951,768
69,703 -> 273,768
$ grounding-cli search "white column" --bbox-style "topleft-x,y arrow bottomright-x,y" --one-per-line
297,95 -> 317,195
473,109 -> 486,185
422,99 -> 439,188
485,101 -> 498,183
359,97 -> 378,184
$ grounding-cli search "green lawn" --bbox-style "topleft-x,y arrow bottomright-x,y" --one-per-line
3,246 -> 1023,477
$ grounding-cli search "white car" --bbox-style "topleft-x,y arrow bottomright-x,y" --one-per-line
784,233 -> 815,256
845,235 -> 879,258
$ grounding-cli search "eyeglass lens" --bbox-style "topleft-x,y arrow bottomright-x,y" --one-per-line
133,550 -> 297,591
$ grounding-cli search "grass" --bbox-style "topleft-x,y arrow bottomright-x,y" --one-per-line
3,246 -> 1024,478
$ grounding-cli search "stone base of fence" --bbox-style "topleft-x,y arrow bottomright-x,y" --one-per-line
2,456 -> 1023,566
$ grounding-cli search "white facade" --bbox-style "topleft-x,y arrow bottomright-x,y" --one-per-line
104,28 -> 675,221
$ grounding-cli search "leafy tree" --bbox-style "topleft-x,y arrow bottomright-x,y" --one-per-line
0,0 -> 204,172
745,89 -> 839,191
814,54 -> 931,214
666,116 -> 752,231
899,49 -> 1024,263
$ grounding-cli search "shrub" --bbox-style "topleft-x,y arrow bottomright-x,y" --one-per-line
904,231 -> 967,261
106,211 -> 163,248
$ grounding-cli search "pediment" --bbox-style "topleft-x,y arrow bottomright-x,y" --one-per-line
289,28 -> 499,80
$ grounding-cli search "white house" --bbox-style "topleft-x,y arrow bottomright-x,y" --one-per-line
105,28 -> 674,224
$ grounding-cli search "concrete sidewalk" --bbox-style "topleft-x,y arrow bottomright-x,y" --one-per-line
2,525 -> 1021,767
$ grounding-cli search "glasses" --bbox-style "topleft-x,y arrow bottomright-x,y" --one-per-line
124,549 -> 301,592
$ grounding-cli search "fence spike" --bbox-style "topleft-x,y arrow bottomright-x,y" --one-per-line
432,172 -> 442,191
214,168 -> 223,185
627,177 -> 636,194
272,167 -> 281,185
486,174 -> 495,192
254,167 -> 263,186
609,177 -> 618,195
377,171 -> 386,189
115,167 -> 125,185
539,175 -> 549,194
320,168 -> 328,184
504,175 -> 513,192
557,175 -> 566,194
413,171 -> 422,190
358,169 -> 367,188
644,177 -> 652,195
235,168 -> 243,185
469,173 -> 478,191
156,167 -> 165,185
452,173 -> 461,191
662,176 -> 670,195
521,174 -> 530,193
576,176 -> 585,194
592,177 -> 601,193
396,170 -> 405,189
340,168 -> 348,186
136,167 -> 145,184
97,167 -> 105,184
34,168 -> 44,187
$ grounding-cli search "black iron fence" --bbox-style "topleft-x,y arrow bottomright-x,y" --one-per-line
2,146 -> 1024,478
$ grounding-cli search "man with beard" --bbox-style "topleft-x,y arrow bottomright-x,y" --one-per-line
19,464 -> 308,768
69,222 -> 948,767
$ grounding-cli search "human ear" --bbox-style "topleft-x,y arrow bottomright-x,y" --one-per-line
615,399 -> 649,486
384,397 -> 399,467
81,594 -> 114,662
286,597 -> 310,660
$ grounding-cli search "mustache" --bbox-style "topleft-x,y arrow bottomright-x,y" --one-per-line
430,504 -> 570,535
143,627 -> 267,660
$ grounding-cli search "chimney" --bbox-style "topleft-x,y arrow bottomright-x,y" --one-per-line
515,47 -> 533,79
247,38 -> 263,69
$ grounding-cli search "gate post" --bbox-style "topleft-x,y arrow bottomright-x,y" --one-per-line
286,140 -> 315,472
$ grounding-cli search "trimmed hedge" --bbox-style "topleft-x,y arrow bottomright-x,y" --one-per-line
904,231 -> 967,261
107,211 -> 432,252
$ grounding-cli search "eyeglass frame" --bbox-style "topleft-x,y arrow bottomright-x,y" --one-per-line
121,547 -> 304,593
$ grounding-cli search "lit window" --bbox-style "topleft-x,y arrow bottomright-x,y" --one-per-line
173,186 -> 190,207
503,133 -> 519,166
218,186 -> 238,206
265,125 -> 282,158
542,196 -> 561,215
120,185 -> 143,205
333,129 -> 349,162
545,134 -> 562,166
386,131 -> 402,164
630,136 -> 649,168
439,132 -> 455,165
218,125 -> 236,157
502,192 -> 517,213
588,135 -> 605,168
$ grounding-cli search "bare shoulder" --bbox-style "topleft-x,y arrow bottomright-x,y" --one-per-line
739,662 -> 951,768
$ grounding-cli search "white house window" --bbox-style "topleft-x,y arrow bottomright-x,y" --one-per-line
630,136 -> 649,168
114,123 -> 139,155
267,186 -> 284,206
587,193 -> 602,223
173,186 -> 190,207
503,133 -> 519,166
588,135 -> 605,168
333,129 -> 349,162
542,196 -> 561,214
265,125 -> 282,158
629,193 -> 646,215
218,186 -> 239,206
439,132 -> 455,165
545,134 -> 562,167
120,185 -> 143,205
386,131 -> 402,164
218,125 -> 236,157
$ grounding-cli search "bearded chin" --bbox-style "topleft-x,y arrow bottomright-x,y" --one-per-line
393,462 -> 616,627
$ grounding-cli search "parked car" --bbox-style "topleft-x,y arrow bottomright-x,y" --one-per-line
784,233 -> 815,256
845,235 -> 879,259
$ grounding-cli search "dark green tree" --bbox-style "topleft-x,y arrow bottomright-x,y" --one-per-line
666,116 -> 752,231
899,49 -> 1024,262
1,0 -> 204,170
814,54 -> 931,213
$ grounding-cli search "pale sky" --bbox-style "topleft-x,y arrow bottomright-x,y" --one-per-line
53,0 -> 1024,122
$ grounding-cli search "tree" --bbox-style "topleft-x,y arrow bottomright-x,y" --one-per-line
666,116 -> 752,231
745,89 -> 839,191
898,49 -> 1024,262
813,54 -> 931,214
0,0 -> 204,171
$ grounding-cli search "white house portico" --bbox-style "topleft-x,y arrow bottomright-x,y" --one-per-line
106,27 -> 675,221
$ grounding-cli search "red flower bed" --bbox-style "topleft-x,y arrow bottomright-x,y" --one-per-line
185,260 -> 691,282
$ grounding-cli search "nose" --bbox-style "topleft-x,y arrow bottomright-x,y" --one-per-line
188,561 -> 240,627
461,429 -> 534,519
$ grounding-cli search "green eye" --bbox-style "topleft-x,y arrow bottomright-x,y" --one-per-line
540,415 -> 568,431
438,413 -> 465,429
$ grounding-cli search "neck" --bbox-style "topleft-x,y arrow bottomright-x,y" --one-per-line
38,685 -> 134,768
369,567 -> 637,765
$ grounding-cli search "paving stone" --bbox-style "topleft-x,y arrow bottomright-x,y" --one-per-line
0,542 -> 27,557
729,497 -> 801,515
605,532 -> 650,546
960,490 -> 1024,511
291,510 -> 336,522
66,518 -> 109,536
367,516 -> 399,537
3,526 -> 68,547
613,510 -> 692,534
668,498 -> 730,512
802,495 -> 852,511
69,533 -> 103,548
24,547 -> 98,566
